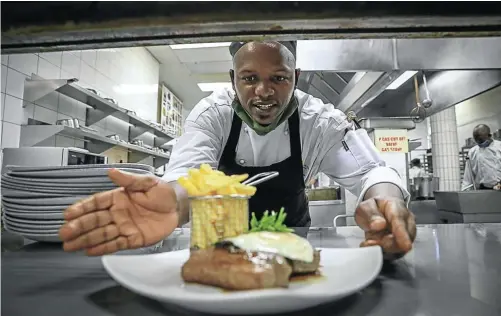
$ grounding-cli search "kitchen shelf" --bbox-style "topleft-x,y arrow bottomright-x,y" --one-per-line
24,75 -> 174,147
22,74 -> 176,168
19,125 -> 170,168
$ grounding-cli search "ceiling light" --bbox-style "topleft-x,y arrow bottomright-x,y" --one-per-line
386,71 -> 418,90
170,42 -> 231,50
197,82 -> 232,92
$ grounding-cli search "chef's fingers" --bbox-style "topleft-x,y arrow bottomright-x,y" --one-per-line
407,212 -> 417,243
377,199 -> 413,253
64,190 -> 115,221
355,198 -> 387,232
360,239 -> 379,247
85,236 -> 130,256
62,224 -> 119,252
108,169 -> 159,192
59,211 -> 112,241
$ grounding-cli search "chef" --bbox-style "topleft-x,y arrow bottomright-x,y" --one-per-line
462,124 -> 501,190
59,41 -> 416,260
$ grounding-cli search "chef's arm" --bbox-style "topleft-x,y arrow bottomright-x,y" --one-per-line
363,182 -> 405,201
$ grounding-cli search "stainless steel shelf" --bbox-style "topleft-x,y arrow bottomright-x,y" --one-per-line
24,75 -> 174,146
19,125 -> 170,168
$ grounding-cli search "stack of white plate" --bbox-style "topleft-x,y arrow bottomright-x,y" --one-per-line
1,163 -> 154,243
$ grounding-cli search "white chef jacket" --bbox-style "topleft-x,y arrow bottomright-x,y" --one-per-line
163,88 -> 410,206
462,139 -> 501,190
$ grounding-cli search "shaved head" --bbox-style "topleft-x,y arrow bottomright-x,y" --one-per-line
473,124 -> 492,145
232,42 -> 296,69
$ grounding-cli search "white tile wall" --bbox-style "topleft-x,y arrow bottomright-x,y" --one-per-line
0,48 -> 160,156
430,106 -> 461,191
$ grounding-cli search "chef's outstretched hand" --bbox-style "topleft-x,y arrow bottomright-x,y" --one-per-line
355,197 -> 416,260
58,169 -> 179,256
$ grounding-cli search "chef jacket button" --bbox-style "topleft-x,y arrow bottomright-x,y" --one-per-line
244,128 -> 249,133
239,159 -> 245,165
285,130 -> 289,135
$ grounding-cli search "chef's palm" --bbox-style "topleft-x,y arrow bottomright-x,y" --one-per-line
58,169 -> 179,256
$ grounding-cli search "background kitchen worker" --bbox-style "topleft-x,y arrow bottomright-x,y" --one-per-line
59,41 -> 416,260
462,124 -> 501,190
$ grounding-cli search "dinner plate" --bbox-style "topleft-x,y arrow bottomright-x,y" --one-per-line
1,188 -> 76,198
2,174 -> 114,184
2,196 -> 86,206
3,219 -> 62,230
1,176 -> 117,188
5,167 -> 152,178
2,210 -> 64,220
3,214 -> 65,225
2,201 -> 69,211
102,246 -> 383,314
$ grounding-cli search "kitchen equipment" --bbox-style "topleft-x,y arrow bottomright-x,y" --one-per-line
72,118 -> 80,129
107,134 -> 120,141
421,72 -> 433,108
410,75 -> 426,123
56,118 -> 75,128
415,176 -> 440,198
131,139 -> 144,147
242,171 -> 279,186
2,147 -> 107,173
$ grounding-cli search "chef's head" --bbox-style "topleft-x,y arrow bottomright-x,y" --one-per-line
229,41 -> 300,126
411,158 -> 421,167
473,124 -> 492,147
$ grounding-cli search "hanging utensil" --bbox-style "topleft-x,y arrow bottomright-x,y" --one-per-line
421,71 -> 433,108
410,75 -> 426,123
242,171 -> 279,186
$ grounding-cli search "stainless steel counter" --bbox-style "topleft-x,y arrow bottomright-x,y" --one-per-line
2,224 -> 501,316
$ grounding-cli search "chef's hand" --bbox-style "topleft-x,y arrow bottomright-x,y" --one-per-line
355,197 -> 416,260
58,169 -> 179,256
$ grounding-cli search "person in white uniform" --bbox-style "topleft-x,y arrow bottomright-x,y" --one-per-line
462,124 -> 501,190
58,41 -> 416,260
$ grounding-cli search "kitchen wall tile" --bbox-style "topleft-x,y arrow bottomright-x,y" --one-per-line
58,94 -> 78,118
35,91 -> 59,112
4,95 -> 24,125
79,59 -> 96,87
74,139 -> 85,149
39,52 -> 62,68
1,93 -> 5,121
1,121 -> 21,149
55,135 -> 75,148
37,58 -> 61,80
34,105 -> 57,124
68,50 -> 82,59
81,50 -> 97,68
96,51 -> 111,77
1,55 -> 8,66
1,65 -> 7,93
8,54 -> 38,77
5,68 -> 27,99
56,112 -> 73,122
22,100 -> 35,125
61,52 -> 81,78
37,136 -> 56,147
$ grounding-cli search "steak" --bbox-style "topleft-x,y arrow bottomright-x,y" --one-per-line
289,250 -> 321,274
181,247 -> 293,290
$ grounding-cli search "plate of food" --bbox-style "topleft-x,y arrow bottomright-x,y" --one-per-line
102,165 -> 383,314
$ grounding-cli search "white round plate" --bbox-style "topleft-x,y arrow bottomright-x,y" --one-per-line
102,247 -> 383,315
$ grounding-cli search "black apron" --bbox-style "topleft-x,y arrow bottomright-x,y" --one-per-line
218,110 -> 311,228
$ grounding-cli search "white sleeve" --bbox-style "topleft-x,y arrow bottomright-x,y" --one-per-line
162,103 -> 226,183
319,128 -> 411,207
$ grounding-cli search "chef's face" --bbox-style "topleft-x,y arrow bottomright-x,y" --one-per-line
473,126 -> 491,144
230,42 -> 300,126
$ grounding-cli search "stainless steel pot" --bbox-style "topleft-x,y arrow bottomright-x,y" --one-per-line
416,176 -> 440,198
